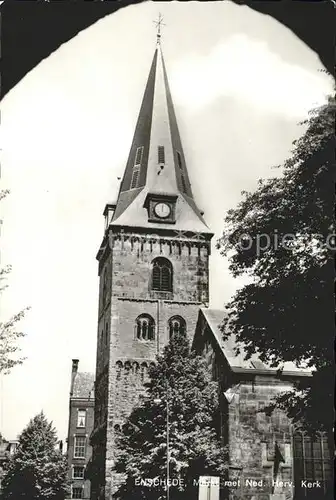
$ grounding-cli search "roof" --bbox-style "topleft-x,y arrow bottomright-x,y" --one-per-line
111,189 -> 211,233
110,42 -> 210,234
72,371 -> 95,399
199,308 -> 311,377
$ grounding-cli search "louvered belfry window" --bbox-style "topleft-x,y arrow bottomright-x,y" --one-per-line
130,170 -> 139,189
158,145 -> 165,164
181,174 -> 187,193
134,146 -> 143,166
131,146 -> 144,189
152,257 -> 173,292
176,151 -> 187,193
176,151 -> 183,169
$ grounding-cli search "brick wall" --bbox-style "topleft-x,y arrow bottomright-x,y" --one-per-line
67,400 -> 94,499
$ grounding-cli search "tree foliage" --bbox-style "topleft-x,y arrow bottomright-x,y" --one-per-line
1,412 -> 69,500
114,331 -> 227,500
0,191 -> 28,374
217,95 -> 335,431
0,265 -> 28,374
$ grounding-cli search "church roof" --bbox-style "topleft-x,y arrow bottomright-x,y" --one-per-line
198,308 -> 311,377
110,41 -> 211,234
71,371 -> 95,399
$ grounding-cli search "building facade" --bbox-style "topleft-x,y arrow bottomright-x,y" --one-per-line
0,437 -> 18,498
192,309 -> 332,500
66,359 -> 94,499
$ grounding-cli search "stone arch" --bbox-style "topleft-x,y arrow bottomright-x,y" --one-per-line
168,315 -> 186,339
135,314 -> 155,341
293,429 -> 332,492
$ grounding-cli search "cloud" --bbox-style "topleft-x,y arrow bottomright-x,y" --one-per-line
171,34 -> 333,118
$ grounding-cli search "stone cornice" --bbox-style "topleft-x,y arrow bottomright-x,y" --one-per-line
117,296 -> 203,306
108,226 -> 213,245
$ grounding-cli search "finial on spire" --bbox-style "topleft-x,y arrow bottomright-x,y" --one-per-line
153,13 -> 165,44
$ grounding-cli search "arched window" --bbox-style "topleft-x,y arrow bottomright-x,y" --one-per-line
168,316 -> 186,339
135,315 -> 155,341
152,257 -> 173,292
293,431 -> 332,496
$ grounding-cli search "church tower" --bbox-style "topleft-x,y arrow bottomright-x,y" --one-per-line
90,33 -> 213,500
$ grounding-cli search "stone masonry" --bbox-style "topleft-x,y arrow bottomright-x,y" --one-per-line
90,229 -> 211,499
227,377 -> 295,500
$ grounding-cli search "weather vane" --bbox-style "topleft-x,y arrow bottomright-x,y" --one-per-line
153,13 -> 165,43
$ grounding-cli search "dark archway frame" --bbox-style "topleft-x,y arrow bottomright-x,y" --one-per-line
0,0 -> 334,99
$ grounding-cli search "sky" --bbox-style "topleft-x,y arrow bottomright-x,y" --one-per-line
0,1 -> 333,443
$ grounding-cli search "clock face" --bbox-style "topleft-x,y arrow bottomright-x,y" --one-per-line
154,202 -> 171,219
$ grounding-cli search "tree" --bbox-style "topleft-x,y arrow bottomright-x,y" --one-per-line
1,412 -> 69,500
114,331 -> 227,500
217,95 -> 335,432
0,190 -> 28,373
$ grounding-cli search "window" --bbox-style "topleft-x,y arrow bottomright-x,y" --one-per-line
73,466 -> 85,479
131,146 -> 143,189
77,410 -> 86,428
74,436 -> 86,458
176,151 -> 183,169
72,487 -> 83,499
168,316 -> 186,339
158,146 -> 165,164
293,432 -> 332,497
181,174 -> 187,193
130,169 -> 140,189
134,146 -> 144,166
136,314 -> 155,341
176,151 -> 188,192
152,257 -> 173,292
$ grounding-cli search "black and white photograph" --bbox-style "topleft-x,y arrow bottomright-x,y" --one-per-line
0,1 -> 334,500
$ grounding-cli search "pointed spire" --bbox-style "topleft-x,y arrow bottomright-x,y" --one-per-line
110,37 -> 210,233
